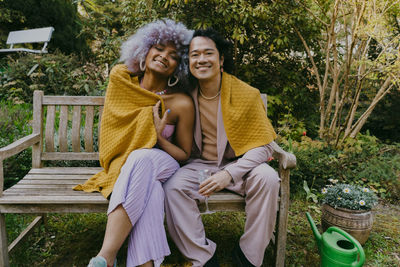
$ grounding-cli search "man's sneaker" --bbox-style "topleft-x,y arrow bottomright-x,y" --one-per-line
204,252 -> 220,267
231,244 -> 256,267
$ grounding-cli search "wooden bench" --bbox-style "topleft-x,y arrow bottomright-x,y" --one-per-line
0,27 -> 54,54
0,90 -> 296,267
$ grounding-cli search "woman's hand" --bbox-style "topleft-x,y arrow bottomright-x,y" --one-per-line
152,101 -> 170,137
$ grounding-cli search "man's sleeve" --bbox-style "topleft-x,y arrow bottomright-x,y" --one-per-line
224,143 -> 275,185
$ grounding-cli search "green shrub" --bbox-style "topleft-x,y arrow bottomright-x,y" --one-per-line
281,133 -> 400,201
0,52 -> 108,103
0,101 -> 32,188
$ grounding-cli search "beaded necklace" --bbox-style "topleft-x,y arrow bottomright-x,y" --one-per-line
155,89 -> 168,95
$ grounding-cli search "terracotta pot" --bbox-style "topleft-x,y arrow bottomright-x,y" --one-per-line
321,204 -> 373,245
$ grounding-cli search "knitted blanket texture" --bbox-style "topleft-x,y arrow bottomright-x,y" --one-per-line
73,64 -> 163,198
220,72 -> 277,156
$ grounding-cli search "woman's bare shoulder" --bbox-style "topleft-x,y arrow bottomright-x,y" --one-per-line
170,93 -> 194,110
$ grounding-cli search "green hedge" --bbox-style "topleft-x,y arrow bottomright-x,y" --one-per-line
0,52 -> 107,104
284,134 -> 400,201
0,101 -> 32,189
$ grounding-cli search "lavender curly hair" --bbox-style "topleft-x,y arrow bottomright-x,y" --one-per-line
119,19 -> 193,91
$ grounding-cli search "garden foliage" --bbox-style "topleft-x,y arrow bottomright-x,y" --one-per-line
0,101 -> 32,189
0,52 -> 107,103
285,134 -> 400,201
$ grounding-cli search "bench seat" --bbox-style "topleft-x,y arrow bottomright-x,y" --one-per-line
0,167 -> 246,212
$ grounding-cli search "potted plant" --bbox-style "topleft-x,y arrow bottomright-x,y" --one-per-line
320,181 -> 378,245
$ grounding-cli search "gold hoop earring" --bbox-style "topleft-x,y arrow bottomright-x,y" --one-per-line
168,75 -> 179,87
140,59 -> 146,72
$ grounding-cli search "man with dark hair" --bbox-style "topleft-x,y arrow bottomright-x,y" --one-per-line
164,28 -> 280,267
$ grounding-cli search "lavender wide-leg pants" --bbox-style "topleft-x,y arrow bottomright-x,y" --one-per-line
108,148 -> 180,267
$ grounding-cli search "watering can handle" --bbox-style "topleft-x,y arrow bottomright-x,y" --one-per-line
327,227 -> 365,267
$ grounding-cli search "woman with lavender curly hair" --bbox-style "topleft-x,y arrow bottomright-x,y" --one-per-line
85,19 -> 194,267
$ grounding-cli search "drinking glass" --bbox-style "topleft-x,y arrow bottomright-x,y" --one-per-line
198,169 -> 215,214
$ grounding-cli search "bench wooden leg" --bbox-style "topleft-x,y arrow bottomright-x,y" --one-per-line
275,168 -> 290,267
0,214 -> 10,267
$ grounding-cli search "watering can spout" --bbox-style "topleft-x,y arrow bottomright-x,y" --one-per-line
306,212 -> 322,245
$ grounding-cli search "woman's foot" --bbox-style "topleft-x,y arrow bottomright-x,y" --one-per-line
87,256 -> 117,267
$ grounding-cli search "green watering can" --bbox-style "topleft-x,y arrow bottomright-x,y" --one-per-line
306,212 -> 365,267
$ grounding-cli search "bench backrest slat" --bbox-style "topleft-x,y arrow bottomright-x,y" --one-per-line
84,106 -> 95,152
6,27 -> 54,45
59,106 -> 69,152
45,105 -> 56,152
72,106 -> 82,152
98,106 -> 104,145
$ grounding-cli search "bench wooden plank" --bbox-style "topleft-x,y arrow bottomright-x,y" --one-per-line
72,106 -> 82,152
28,167 -> 102,174
17,180 -> 86,185
41,152 -> 99,161
98,106 -> 103,145
59,106 -> 68,152
84,106 -> 94,152
43,96 -> 104,106
45,105 -> 56,152
0,204 -> 108,214
3,190 -> 92,196
8,184 -> 81,192
32,91 -> 43,168
23,174 -> 92,180
4,186 -> 86,192
0,195 -> 107,204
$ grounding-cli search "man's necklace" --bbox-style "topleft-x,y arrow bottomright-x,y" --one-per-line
199,82 -> 221,100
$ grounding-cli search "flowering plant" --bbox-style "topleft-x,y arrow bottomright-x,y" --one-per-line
321,182 -> 378,210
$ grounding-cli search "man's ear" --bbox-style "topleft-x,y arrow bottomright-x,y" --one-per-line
220,56 -> 224,69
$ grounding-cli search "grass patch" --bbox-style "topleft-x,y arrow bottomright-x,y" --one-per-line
6,199 -> 400,266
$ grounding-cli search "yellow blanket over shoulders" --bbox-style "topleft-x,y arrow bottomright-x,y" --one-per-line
220,72 -> 277,156
73,64 -> 164,198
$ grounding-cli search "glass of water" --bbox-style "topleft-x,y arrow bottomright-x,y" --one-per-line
198,169 -> 214,214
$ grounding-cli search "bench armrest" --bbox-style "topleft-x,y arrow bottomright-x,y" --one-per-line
0,133 -> 40,160
270,141 -> 296,170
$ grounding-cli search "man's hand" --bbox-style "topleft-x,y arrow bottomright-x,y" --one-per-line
199,170 -> 232,197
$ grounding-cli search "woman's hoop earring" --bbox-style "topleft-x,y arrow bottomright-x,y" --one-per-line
140,59 -> 146,72
168,75 -> 179,87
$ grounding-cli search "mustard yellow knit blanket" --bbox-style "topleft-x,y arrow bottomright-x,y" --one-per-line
73,64 -> 164,198
220,72 -> 277,156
